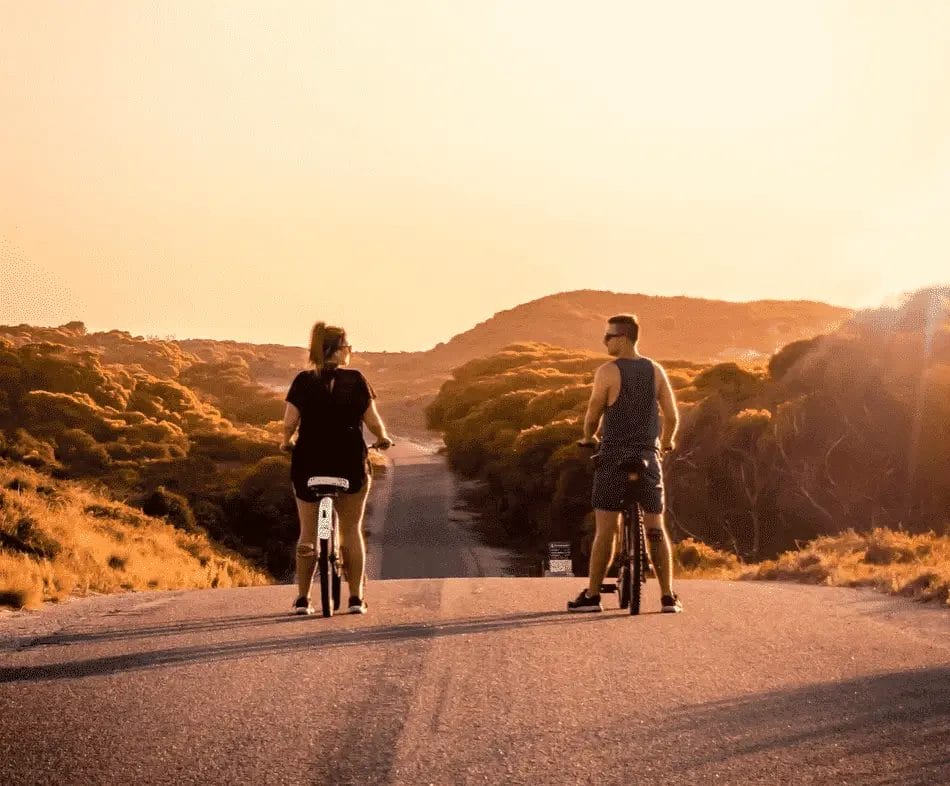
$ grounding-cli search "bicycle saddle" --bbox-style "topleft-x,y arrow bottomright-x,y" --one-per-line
306,476 -> 350,495
616,456 -> 650,481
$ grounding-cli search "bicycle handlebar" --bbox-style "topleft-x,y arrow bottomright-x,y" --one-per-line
280,438 -> 395,453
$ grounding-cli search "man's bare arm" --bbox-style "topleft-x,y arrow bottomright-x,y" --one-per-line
580,364 -> 613,444
654,362 -> 679,450
280,402 -> 300,451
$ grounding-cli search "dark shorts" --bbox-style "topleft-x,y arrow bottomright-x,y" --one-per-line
291,453 -> 370,502
591,449 -> 664,514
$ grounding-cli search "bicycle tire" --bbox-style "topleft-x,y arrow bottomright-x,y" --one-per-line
318,538 -> 333,617
618,513 -> 631,609
331,559 -> 342,612
332,510 -> 344,611
630,505 -> 643,615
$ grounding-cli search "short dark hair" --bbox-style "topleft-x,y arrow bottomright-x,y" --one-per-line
607,313 -> 639,343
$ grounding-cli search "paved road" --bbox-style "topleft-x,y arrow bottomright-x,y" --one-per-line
1,580 -> 947,785
364,444 -> 513,580
1,446 -> 948,784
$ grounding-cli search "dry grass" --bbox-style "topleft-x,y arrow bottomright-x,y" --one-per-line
674,538 -> 744,578
673,529 -> 949,607
674,528 -> 950,606
0,462 -> 268,609
741,528 -> 950,606
368,450 -> 389,472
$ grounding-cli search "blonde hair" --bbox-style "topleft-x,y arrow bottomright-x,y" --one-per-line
308,322 -> 347,370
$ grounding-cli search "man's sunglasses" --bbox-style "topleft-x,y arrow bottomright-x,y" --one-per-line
603,332 -> 625,342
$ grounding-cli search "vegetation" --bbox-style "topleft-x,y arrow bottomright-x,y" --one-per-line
186,289 -> 853,437
0,288 -> 940,608
0,323 -> 302,604
672,529 -> 950,606
427,288 -> 950,603
0,462 -> 266,609
742,528 -> 950,605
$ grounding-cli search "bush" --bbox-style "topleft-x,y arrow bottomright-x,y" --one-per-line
0,513 -> 62,560
140,486 -> 198,532
674,538 -> 740,573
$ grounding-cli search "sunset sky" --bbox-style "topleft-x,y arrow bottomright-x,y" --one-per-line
2,1 -> 949,351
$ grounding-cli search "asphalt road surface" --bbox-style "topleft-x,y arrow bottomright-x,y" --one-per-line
1,449 -> 948,785
364,441 -> 513,580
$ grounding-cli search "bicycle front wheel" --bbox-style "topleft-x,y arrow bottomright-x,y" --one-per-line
331,556 -> 342,612
318,538 -> 333,617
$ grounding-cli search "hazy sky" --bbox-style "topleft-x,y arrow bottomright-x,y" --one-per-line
2,2 -> 949,351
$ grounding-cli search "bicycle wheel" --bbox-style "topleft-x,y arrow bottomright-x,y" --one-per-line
331,533 -> 342,612
630,505 -> 643,615
318,538 -> 333,617
618,514 -> 631,609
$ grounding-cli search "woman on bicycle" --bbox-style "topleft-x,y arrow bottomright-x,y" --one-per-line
280,321 -> 392,615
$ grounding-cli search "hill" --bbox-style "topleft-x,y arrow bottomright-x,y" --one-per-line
426,287 -> 949,570
0,292 -> 848,437
179,291 -> 851,433
425,290 -> 850,366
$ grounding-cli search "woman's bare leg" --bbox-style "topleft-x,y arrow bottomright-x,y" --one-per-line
294,496 -> 318,600
336,478 -> 371,599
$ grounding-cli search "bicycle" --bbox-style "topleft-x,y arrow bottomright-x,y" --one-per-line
305,440 -> 392,618
588,451 -> 654,615
613,455 -> 653,615
305,474 -> 349,617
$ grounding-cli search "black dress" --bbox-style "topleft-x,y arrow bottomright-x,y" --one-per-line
286,368 -> 375,500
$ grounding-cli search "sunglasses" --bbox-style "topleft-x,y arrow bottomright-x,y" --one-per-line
603,332 -> 625,342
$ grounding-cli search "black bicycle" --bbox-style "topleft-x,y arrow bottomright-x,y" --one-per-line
595,454 -> 653,615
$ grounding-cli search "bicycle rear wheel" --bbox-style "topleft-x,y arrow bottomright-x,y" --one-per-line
318,538 -> 333,617
618,514 -> 631,609
630,505 -> 644,615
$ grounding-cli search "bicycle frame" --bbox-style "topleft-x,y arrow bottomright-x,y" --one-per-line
317,495 -> 336,542
307,476 -> 350,617
302,444 -> 390,617
596,455 -> 653,614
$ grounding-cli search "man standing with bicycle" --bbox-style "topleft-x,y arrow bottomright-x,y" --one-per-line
569,313 -> 683,613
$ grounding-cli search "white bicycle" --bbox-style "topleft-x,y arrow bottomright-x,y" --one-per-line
305,474 -> 350,617
305,441 -> 392,617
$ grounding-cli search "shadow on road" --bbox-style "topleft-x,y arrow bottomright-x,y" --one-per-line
660,666 -> 950,782
0,609 -> 607,683
9,613 -> 284,649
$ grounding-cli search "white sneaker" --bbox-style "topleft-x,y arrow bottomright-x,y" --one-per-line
293,597 -> 315,615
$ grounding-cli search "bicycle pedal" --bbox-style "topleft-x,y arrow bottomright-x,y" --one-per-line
599,583 -> 618,593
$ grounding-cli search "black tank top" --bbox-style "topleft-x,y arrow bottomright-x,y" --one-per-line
601,358 -> 660,454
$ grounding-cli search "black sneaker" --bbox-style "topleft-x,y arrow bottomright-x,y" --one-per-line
567,589 -> 603,613
661,593 -> 683,613
293,596 -> 315,616
348,596 -> 368,614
